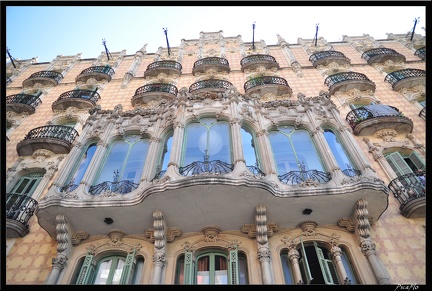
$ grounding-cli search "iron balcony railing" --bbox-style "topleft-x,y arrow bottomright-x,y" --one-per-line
324,72 -> 373,88
419,107 -> 426,120
247,165 -> 265,176
244,76 -> 291,91
361,48 -> 406,64
388,173 -> 425,209
133,83 -> 178,97
240,54 -> 279,67
77,66 -> 115,81
414,47 -> 425,60
342,168 -> 361,177
145,60 -> 182,75
20,125 -> 78,144
278,169 -> 331,185
384,69 -> 426,89
189,79 -> 233,93
152,169 -> 167,181
179,160 -> 234,176
56,89 -> 101,103
309,51 -> 351,67
89,180 -> 140,195
24,70 -> 63,83
6,94 -> 42,109
5,193 -> 38,230
346,105 -> 405,130
193,57 -> 229,68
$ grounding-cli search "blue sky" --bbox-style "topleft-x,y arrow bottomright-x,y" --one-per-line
5,5 -> 426,63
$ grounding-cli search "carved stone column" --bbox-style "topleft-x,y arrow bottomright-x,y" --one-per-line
150,210 -> 167,284
255,205 -> 274,284
329,234 -> 350,284
277,34 -> 303,77
354,199 -> 391,284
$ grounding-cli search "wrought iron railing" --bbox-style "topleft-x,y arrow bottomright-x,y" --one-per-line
21,125 -> 78,144
25,70 -> 63,82
342,168 -> 361,177
6,94 -> 42,108
247,165 -> 265,176
240,54 -> 278,67
5,193 -> 38,229
278,169 -> 331,185
77,66 -> 115,78
152,169 -> 167,181
361,48 -> 405,63
244,76 -> 290,91
89,180 -> 139,195
384,69 -> 425,89
133,83 -> 178,97
146,60 -> 182,72
309,51 -> 350,66
419,107 -> 426,120
346,105 -> 405,130
179,160 -> 234,176
414,47 -> 425,60
193,57 -> 230,69
324,72 -> 373,88
388,173 -> 425,209
189,79 -> 233,93
56,90 -> 100,103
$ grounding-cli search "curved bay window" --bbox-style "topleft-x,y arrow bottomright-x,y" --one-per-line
268,126 -> 327,184
62,143 -> 97,192
90,135 -> 149,195
323,129 -> 359,177
180,118 -> 233,176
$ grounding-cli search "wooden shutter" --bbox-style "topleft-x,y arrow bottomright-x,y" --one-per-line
184,251 -> 195,285
119,249 -> 136,284
385,152 -> 412,176
299,238 -> 313,284
408,151 -> 425,171
314,242 -> 339,284
228,248 -> 239,285
76,254 -> 95,284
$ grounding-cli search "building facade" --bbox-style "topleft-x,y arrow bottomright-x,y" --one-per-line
5,30 -> 426,285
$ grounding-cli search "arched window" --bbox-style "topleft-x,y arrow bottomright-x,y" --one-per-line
323,129 -> 357,175
241,127 -> 261,173
63,143 -> 97,191
268,126 -> 324,175
74,251 -> 144,285
154,130 -> 173,179
281,253 -> 294,284
179,248 -> 246,285
91,135 -> 149,194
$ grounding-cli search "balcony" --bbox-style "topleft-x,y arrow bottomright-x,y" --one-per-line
131,83 -> 178,106
309,51 -> 351,68
189,79 -> 233,94
244,76 -> 292,97
361,48 -> 406,65
6,93 -> 42,114
144,60 -> 182,77
240,54 -> 279,72
16,125 -> 79,156
6,194 -> 38,238
384,69 -> 426,91
419,107 -> 425,120
414,47 -> 425,60
346,104 -> 413,136
278,169 -> 331,186
179,160 -> 234,176
75,66 -> 115,84
192,57 -> 230,75
89,180 -> 139,196
52,90 -> 100,111
324,72 -> 376,95
388,173 -> 425,218
22,71 -> 63,88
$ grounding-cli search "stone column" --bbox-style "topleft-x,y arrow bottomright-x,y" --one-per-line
150,210 -> 167,284
122,44 -> 147,88
354,199 -> 391,285
255,205 -> 274,284
277,34 -> 303,77
362,137 -> 395,179
329,238 -> 350,284
45,214 -> 73,284
283,238 -> 303,284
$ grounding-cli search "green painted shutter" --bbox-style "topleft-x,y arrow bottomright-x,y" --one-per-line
385,152 -> 412,176
119,249 -> 136,284
299,238 -> 313,284
228,248 -> 239,285
76,254 -> 95,284
408,152 -> 425,171
314,242 -> 339,284
184,251 -> 195,285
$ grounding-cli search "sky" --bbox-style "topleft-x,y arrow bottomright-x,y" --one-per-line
5,5 -> 427,63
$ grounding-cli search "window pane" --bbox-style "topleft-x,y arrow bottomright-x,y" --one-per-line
292,130 -> 323,171
71,144 -> 97,186
241,128 -> 257,167
208,122 -> 230,163
281,254 -> 294,284
123,139 -> 149,183
94,259 -> 112,285
269,131 -> 294,175
184,123 -> 206,165
324,130 -> 353,170
97,141 -> 129,183
111,258 -> 125,285
161,132 -> 174,170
